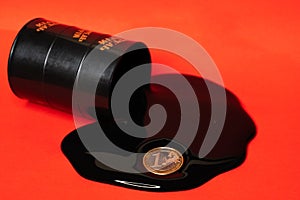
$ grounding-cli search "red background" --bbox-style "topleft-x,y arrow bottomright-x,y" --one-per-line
0,0 -> 299,199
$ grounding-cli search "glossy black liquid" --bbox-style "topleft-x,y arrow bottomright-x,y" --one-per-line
61,74 -> 256,192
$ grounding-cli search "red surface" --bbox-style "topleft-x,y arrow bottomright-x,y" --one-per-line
1,0 -> 299,199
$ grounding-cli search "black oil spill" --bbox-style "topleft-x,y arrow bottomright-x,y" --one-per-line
61,74 -> 256,192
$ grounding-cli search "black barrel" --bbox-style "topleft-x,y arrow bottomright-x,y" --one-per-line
8,18 -> 151,119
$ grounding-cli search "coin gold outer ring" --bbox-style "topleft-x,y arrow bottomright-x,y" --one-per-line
142,147 -> 184,175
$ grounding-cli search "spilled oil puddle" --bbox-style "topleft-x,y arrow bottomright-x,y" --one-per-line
61,74 -> 256,192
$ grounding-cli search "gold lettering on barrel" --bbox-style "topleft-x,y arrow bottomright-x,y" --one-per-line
98,37 -> 125,51
35,21 -> 58,32
73,29 -> 91,42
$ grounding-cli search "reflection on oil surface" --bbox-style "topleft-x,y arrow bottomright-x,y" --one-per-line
61,74 -> 256,192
